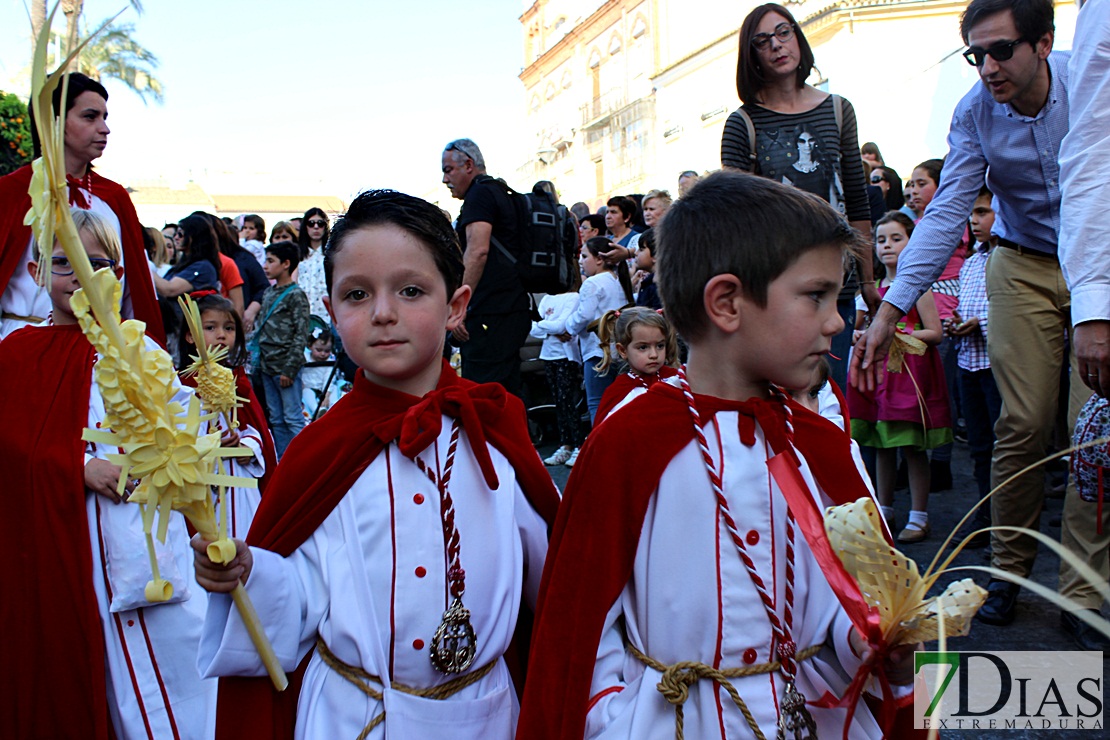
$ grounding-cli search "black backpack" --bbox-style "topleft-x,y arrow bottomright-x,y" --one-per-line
486,179 -> 578,294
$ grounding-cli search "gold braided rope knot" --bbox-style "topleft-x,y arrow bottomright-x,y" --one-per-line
315,637 -> 497,740
627,642 -> 822,740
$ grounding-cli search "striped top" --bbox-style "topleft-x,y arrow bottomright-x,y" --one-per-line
720,95 -> 870,224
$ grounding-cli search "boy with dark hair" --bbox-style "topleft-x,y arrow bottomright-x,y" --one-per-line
258,240 -> 310,456
632,228 -> 661,310
520,172 -> 914,738
945,186 -> 1000,548
194,190 -> 558,739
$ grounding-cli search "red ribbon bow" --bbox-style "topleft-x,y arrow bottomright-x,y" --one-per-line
370,382 -> 507,490
66,174 -> 90,209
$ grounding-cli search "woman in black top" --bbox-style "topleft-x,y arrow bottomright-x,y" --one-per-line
721,2 -> 877,389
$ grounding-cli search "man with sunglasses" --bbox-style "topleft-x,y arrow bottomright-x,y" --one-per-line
853,0 -> 1103,646
441,138 -> 531,397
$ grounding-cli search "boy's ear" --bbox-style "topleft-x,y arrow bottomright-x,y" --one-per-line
322,295 -> 336,325
445,285 -> 472,332
26,259 -> 39,284
184,331 -> 196,347
702,274 -> 747,334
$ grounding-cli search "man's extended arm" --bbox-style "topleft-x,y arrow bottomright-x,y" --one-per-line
852,100 -> 987,390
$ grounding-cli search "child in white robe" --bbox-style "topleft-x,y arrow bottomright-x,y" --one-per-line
192,190 -> 559,740
519,173 -> 918,739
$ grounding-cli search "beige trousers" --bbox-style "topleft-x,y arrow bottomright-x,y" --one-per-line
985,246 -> 1092,582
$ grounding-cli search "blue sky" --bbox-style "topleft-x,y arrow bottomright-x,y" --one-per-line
0,0 -> 531,206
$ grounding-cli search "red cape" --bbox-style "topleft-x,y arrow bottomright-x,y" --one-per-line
0,325 -> 112,738
216,360 -> 560,739
517,382 -> 908,739
594,365 -> 678,424
0,165 -> 164,346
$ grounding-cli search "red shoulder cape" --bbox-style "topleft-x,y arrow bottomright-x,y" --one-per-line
0,325 -> 112,738
594,365 -> 678,424
517,382 -> 894,739
0,165 -> 164,345
216,360 -> 560,739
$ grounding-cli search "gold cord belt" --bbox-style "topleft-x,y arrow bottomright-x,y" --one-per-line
1,312 -> 45,324
315,637 -> 497,740
627,641 -> 823,740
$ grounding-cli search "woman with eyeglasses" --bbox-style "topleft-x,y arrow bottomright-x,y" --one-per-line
721,2 -> 875,391
870,165 -> 906,212
0,72 -> 163,342
294,207 -> 331,319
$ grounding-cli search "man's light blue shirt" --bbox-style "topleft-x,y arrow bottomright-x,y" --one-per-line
885,52 -> 1070,314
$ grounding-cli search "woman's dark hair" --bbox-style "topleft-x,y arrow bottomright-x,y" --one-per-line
298,207 -> 331,259
875,166 -> 906,210
324,190 -> 463,299
736,4 -> 815,104
30,72 -> 109,158
960,0 -> 1054,45
179,293 -> 248,369
175,214 -> 222,273
913,158 -> 944,187
584,236 -> 634,304
194,211 -> 248,260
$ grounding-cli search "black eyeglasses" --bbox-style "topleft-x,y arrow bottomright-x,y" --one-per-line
51,256 -> 117,276
306,219 -> 327,228
751,22 -> 794,51
963,39 -> 1026,67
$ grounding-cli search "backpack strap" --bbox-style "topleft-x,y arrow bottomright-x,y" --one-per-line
737,107 -> 759,172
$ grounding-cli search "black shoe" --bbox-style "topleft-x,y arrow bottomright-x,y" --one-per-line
953,424 -> 968,444
976,579 -> 1019,625
963,530 -> 990,549
1060,610 -> 1110,652
930,459 -> 953,492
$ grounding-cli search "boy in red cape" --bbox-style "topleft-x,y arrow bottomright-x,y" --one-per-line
0,73 -> 162,344
193,190 -> 559,739
518,173 -> 917,739
0,210 -> 213,739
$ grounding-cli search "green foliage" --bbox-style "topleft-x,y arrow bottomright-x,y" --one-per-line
0,92 -> 33,176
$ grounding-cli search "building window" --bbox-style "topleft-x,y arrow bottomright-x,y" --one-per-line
608,34 -> 622,55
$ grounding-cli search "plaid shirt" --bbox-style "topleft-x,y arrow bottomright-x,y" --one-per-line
956,243 -> 991,372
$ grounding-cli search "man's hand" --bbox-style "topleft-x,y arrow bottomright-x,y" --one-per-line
84,458 -> 136,504
452,321 -> 470,343
860,281 -> 882,317
220,427 -> 241,448
850,302 -> 901,393
947,315 -> 979,338
279,374 -> 293,388
1075,320 -> 1110,397
600,242 -> 632,265
191,535 -> 253,593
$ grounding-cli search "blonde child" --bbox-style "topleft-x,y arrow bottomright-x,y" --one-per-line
0,208 -> 216,738
521,172 -> 915,739
848,211 -> 952,542
593,306 -> 678,422
192,190 -> 558,738
530,280 -> 584,467
180,292 -> 275,537
559,236 -> 634,425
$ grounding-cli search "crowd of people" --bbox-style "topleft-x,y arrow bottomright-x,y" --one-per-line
1,0 -> 1108,737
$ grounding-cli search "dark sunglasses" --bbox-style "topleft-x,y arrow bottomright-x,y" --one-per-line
51,256 -> 117,276
751,22 -> 794,51
306,219 -> 327,228
962,39 -> 1025,67
870,174 -> 883,183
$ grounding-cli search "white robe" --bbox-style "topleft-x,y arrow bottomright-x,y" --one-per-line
199,419 -> 550,740
85,337 -> 217,740
584,409 -> 892,739
205,412 -> 266,539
